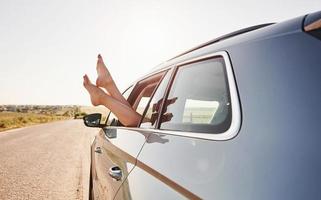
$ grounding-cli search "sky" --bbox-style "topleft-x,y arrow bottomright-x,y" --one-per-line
0,0 -> 320,105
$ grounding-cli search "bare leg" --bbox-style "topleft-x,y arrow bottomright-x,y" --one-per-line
83,75 -> 141,127
96,54 -> 131,107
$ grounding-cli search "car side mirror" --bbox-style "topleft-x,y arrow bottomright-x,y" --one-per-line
83,113 -> 106,128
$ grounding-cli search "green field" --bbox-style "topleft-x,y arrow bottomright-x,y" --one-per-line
0,112 -> 70,132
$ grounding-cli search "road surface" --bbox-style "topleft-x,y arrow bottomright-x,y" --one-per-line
0,120 -> 97,200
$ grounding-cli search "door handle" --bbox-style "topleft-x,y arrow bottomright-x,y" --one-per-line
108,166 -> 122,181
94,146 -> 102,154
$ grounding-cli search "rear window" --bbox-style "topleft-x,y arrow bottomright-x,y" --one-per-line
159,57 -> 232,133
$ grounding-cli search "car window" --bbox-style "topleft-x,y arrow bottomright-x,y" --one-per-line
107,71 -> 167,127
140,69 -> 173,128
106,86 -> 133,126
132,71 -> 167,116
123,86 -> 134,100
134,85 -> 158,115
160,57 -> 232,133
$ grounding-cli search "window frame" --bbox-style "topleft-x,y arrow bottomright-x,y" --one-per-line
115,51 -> 241,141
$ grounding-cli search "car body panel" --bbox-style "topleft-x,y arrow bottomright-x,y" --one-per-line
91,128 -> 147,199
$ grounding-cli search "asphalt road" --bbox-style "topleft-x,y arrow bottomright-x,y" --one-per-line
0,120 -> 97,200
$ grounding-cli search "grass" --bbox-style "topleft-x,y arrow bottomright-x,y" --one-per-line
0,112 -> 70,132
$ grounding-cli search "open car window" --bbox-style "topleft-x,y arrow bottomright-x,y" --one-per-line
106,70 -> 168,127
130,71 -> 167,117
106,86 -> 133,126
140,69 -> 173,128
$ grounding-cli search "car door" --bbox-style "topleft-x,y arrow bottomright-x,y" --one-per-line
121,52 -> 243,199
92,70 -> 172,200
91,86 -> 136,200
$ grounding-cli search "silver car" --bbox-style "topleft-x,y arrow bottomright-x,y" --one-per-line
84,11 -> 321,200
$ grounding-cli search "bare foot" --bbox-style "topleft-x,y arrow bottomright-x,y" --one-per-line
83,74 -> 106,106
96,54 -> 113,88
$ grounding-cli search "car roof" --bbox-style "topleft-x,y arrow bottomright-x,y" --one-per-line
168,23 -> 274,61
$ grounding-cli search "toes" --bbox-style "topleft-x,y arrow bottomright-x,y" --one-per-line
83,74 -> 89,84
97,54 -> 105,66
98,54 -> 104,62
83,75 -> 88,86
83,74 -> 93,87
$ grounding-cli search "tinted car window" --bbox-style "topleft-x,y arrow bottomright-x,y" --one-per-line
140,69 -> 172,128
160,57 -> 232,133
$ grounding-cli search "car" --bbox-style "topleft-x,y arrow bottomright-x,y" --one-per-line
83,11 -> 321,200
